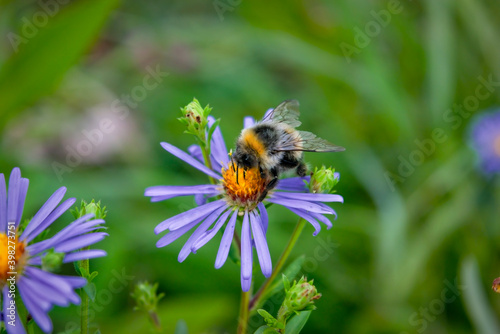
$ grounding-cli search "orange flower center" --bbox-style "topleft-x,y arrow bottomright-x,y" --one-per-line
0,232 -> 27,283
221,163 -> 269,211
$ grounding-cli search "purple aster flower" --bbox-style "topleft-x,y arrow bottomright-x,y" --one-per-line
0,168 -> 107,333
145,117 -> 343,291
470,110 -> 500,174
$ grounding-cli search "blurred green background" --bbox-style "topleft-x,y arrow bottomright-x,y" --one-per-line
1,0 -> 500,333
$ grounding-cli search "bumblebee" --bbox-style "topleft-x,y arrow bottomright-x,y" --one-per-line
232,99 -> 344,194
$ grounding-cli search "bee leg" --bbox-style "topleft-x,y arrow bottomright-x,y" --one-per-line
243,168 -> 247,179
296,162 -> 307,177
236,165 -> 239,184
259,176 -> 278,202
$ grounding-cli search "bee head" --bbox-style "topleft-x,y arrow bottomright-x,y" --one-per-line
233,145 -> 257,169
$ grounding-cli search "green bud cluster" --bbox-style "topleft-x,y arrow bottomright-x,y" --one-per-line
41,249 -> 65,272
178,98 -> 212,145
308,166 -> 339,194
71,199 -> 107,220
131,281 -> 164,314
258,275 -> 321,331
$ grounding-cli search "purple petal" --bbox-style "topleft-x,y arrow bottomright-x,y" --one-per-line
272,192 -> 343,203
59,275 -> 87,289
178,206 -> 228,262
156,217 -> 202,248
3,286 -> 27,334
54,232 -> 108,253
275,176 -> 310,192
145,184 -> 219,199
240,211 -> 252,280
19,187 -> 67,241
26,215 -> 99,255
257,203 -> 268,234
309,211 -> 334,228
266,197 -> 334,214
15,178 -> 29,229
243,116 -> 256,129
286,207 -> 321,236
162,199 -> 227,232
160,142 -> 221,179
195,193 -> 207,206
24,267 -> 83,304
63,249 -> 107,263
0,173 -> 6,233
41,216 -> 103,248
7,168 -> 21,225
18,276 -> 68,307
191,209 -> 232,252
17,282 -> 53,333
215,210 -> 238,269
241,276 -> 252,292
208,116 -> 230,167
23,197 -> 76,243
188,144 -> 204,162
250,211 -> 272,277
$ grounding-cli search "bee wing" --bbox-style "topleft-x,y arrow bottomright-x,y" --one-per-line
278,131 -> 345,152
261,99 -> 302,127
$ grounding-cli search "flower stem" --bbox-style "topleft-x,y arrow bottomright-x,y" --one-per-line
80,256 -> 90,334
148,310 -> 162,332
237,289 -> 251,334
200,143 -> 217,185
249,218 -> 306,311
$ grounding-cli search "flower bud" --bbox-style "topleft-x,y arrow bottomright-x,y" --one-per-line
178,98 -> 211,143
71,199 -> 107,220
41,249 -> 64,272
131,281 -> 164,313
309,166 -> 339,194
284,276 -> 321,311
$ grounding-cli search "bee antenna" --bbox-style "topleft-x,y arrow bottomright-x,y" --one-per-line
243,168 -> 247,180
236,164 -> 239,185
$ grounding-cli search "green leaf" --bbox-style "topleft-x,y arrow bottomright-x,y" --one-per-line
84,282 -> 97,302
0,0 -> 120,129
253,325 -> 276,334
461,256 -> 500,334
284,310 -> 311,334
282,274 -> 290,292
88,270 -> 99,282
174,320 -> 188,334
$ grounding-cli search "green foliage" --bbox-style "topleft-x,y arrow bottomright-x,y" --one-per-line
71,199 -> 108,220
307,166 -> 339,194
178,98 -> 212,147
0,0 -> 120,130
258,275 -> 320,332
